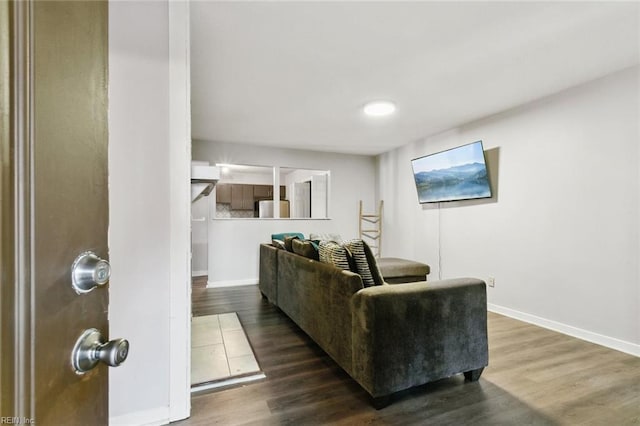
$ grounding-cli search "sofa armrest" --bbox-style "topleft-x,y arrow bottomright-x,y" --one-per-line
259,244 -> 279,304
350,278 -> 488,397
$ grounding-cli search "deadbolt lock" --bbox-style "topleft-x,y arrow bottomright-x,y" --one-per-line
71,251 -> 111,294
71,328 -> 129,374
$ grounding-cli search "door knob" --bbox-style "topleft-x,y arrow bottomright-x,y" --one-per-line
71,328 -> 129,374
71,251 -> 110,294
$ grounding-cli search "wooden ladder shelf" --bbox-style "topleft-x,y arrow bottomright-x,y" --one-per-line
359,200 -> 383,258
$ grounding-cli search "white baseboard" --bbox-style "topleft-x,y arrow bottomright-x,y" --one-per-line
488,303 -> 640,357
109,406 -> 170,426
207,278 -> 258,288
191,270 -> 207,277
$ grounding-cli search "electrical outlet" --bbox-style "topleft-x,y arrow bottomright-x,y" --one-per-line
487,277 -> 495,287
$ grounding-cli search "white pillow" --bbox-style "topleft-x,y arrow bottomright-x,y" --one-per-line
310,232 -> 343,243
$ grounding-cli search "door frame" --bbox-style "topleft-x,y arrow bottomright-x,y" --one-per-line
168,1 -> 192,421
1,0 -> 34,418
2,0 -> 193,421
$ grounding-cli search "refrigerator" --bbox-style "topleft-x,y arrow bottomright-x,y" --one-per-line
256,200 -> 290,218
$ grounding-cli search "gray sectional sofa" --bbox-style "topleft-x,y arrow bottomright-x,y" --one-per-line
259,243 -> 488,407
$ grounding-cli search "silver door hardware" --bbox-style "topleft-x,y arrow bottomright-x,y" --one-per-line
71,328 -> 129,374
71,251 -> 111,294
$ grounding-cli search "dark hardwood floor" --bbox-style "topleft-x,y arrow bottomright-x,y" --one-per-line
182,277 -> 640,425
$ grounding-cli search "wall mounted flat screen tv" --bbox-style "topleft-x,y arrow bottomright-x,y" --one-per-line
411,141 -> 492,204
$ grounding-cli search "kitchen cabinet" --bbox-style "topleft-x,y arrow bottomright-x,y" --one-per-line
253,185 -> 286,200
217,183 -> 288,211
215,183 -> 231,203
253,185 -> 271,199
230,184 -> 254,210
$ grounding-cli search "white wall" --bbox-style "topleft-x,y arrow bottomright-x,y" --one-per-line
220,170 -> 273,185
109,1 -> 173,423
377,66 -> 640,355
283,169 -> 327,187
192,141 -> 377,286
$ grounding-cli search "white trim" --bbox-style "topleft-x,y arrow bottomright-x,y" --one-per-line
109,406 -> 169,426
190,373 -> 266,393
488,303 -> 640,357
207,279 -> 259,288
168,0 -> 191,422
191,270 -> 208,277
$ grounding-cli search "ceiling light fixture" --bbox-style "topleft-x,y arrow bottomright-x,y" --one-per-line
363,100 -> 396,117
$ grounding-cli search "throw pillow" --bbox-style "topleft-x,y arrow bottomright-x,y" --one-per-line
361,240 -> 385,286
271,232 -> 304,241
284,235 -> 300,252
271,239 -> 286,250
291,239 -> 319,261
343,239 -> 377,287
318,240 -> 352,272
310,233 -> 343,244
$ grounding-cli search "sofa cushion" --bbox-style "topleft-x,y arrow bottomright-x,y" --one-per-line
272,232 -> 305,241
343,239 -> 377,287
271,239 -> 286,250
292,238 -> 319,261
310,232 -> 343,243
377,257 -> 430,279
271,232 -> 304,252
362,240 -> 385,286
319,240 -> 352,271
284,235 -> 300,252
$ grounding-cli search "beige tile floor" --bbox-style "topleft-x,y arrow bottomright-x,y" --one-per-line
191,313 -> 260,385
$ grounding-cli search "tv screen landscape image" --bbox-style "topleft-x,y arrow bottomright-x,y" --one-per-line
411,141 -> 492,203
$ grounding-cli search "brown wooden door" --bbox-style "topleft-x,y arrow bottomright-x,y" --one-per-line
1,1 -> 111,424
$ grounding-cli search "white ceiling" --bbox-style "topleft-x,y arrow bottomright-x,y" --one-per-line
190,1 -> 639,156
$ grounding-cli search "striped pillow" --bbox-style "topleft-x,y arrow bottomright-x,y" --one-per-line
318,241 -> 351,272
361,240 -> 385,286
343,239 -> 376,287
